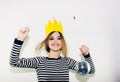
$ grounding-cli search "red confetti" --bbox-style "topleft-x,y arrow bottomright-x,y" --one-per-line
73,16 -> 76,20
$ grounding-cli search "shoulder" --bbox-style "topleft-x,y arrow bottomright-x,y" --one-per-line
35,56 -> 46,61
65,57 -> 76,61
62,57 -> 77,63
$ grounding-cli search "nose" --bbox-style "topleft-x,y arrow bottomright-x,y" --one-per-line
53,39 -> 58,44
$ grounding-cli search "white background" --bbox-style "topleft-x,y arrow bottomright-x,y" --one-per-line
0,0 -> 120,82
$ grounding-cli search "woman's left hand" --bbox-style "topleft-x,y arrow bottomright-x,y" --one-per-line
79,45 -> 89,56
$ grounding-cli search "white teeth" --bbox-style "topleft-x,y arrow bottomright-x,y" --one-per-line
53,44 -> 59,47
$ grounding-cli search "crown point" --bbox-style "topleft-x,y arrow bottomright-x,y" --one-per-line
45,19 -> 63,36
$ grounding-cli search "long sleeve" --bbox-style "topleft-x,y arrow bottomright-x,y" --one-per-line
66,53 -> 95,75
66,58 -> 77,70
84,53 -> 95,74
9,38 -> 38,68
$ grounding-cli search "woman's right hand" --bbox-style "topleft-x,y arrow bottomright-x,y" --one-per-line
17,27 -> 29,41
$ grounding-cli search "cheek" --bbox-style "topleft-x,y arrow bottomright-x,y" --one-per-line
58,40 -> 61,44
48,41 -> 53,47
59,41 -> 62,47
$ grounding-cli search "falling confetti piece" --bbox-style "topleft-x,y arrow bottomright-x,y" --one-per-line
73,16 -> 76,20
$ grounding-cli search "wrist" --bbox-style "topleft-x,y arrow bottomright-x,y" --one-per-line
17,37 -> 25,41
14,38 -> 23,45
83,53 -> 90,58
83,52 -> 89,55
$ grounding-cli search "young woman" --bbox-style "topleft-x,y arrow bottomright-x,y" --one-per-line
10,19 -> 95,82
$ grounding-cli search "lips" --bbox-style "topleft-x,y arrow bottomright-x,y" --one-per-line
52,44 -> 60,47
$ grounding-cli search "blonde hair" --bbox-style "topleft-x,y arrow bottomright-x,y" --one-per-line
35,31 -> 68,59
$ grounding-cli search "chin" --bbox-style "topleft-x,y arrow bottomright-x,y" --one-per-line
51,48 -> 61,51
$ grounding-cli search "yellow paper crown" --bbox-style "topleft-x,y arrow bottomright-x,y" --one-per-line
45,19 -> 63,36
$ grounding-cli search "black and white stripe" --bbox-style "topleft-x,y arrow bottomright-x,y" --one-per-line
85,57 -> 95,74
10,39 -> 95,82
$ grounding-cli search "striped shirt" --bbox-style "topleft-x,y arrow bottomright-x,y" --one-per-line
10,39 -> 95,82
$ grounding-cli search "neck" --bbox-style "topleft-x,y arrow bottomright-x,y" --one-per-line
48,50 -> 61,58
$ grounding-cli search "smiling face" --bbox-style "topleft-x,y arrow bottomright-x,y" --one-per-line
48,32 -> 62,52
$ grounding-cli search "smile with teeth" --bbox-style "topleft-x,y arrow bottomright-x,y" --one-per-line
52,44 -> 60,47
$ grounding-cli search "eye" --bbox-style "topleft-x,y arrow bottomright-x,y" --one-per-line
49,37 -> 54,40
58,37 -> 61,40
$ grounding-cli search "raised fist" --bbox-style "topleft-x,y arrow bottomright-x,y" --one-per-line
80,45 -> 89,56
17,27 -> 29,41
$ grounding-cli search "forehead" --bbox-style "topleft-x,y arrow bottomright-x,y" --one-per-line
50,32 -> 60,37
